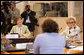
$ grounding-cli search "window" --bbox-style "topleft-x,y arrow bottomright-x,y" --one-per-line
33,2 -> 68,17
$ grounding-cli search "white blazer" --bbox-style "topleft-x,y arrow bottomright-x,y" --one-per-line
10,25 -> 32,38
60,25 -> 80,40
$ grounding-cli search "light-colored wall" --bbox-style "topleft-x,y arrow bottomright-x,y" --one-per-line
74,1 -> 83,31
74,1 -> 83,40
16,1 -> 26,14
36,17 -> 68,34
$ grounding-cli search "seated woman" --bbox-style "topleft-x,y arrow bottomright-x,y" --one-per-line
10,16 -> 32,38
34,19 -> 66,54
60,17 -> 81,42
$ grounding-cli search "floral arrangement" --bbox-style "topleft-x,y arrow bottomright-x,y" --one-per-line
1,39 -> 14,54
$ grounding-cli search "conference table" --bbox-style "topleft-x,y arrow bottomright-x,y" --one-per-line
6,46 -> 83,54
1,37 -> 83,54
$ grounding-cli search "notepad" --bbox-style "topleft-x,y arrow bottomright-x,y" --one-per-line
67,46 -> 83,54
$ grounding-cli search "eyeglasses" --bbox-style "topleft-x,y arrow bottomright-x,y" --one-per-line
67,22 -> 75,24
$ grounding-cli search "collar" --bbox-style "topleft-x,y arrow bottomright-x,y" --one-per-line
17,24 -> 23,28
12,7 -> 16,11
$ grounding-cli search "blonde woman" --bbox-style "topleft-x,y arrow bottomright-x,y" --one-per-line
61,17 -> 81,42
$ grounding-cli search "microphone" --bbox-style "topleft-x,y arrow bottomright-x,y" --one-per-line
69,31 -> 71,34
59,28 -> 62,31
19,28 -> 22,38
20,28 -> 21,33
20,28 -> 21,30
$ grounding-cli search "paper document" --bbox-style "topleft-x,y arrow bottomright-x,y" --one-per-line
16,43 -> 33,49
70,46 -> 83,50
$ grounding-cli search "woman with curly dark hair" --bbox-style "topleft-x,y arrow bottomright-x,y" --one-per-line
34,19 -> 66,54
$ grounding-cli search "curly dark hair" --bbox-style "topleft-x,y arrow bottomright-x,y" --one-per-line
41,19 -> 59,33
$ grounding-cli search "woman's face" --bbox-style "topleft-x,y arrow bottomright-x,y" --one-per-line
17,18 -> 22,26
11,3 -> 15,9
67,20 -> 75,28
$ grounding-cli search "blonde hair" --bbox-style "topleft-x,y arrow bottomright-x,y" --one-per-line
66,17 -> 76,24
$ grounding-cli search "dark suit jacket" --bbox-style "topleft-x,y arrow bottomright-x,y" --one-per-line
21,10 -> 38,32
21,11 -> 37,25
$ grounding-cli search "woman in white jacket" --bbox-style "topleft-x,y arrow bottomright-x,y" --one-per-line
60,17 -> 81,42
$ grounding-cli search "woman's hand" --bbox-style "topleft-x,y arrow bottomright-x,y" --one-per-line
19,34 -> 23,37
73,38 -> 79,42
